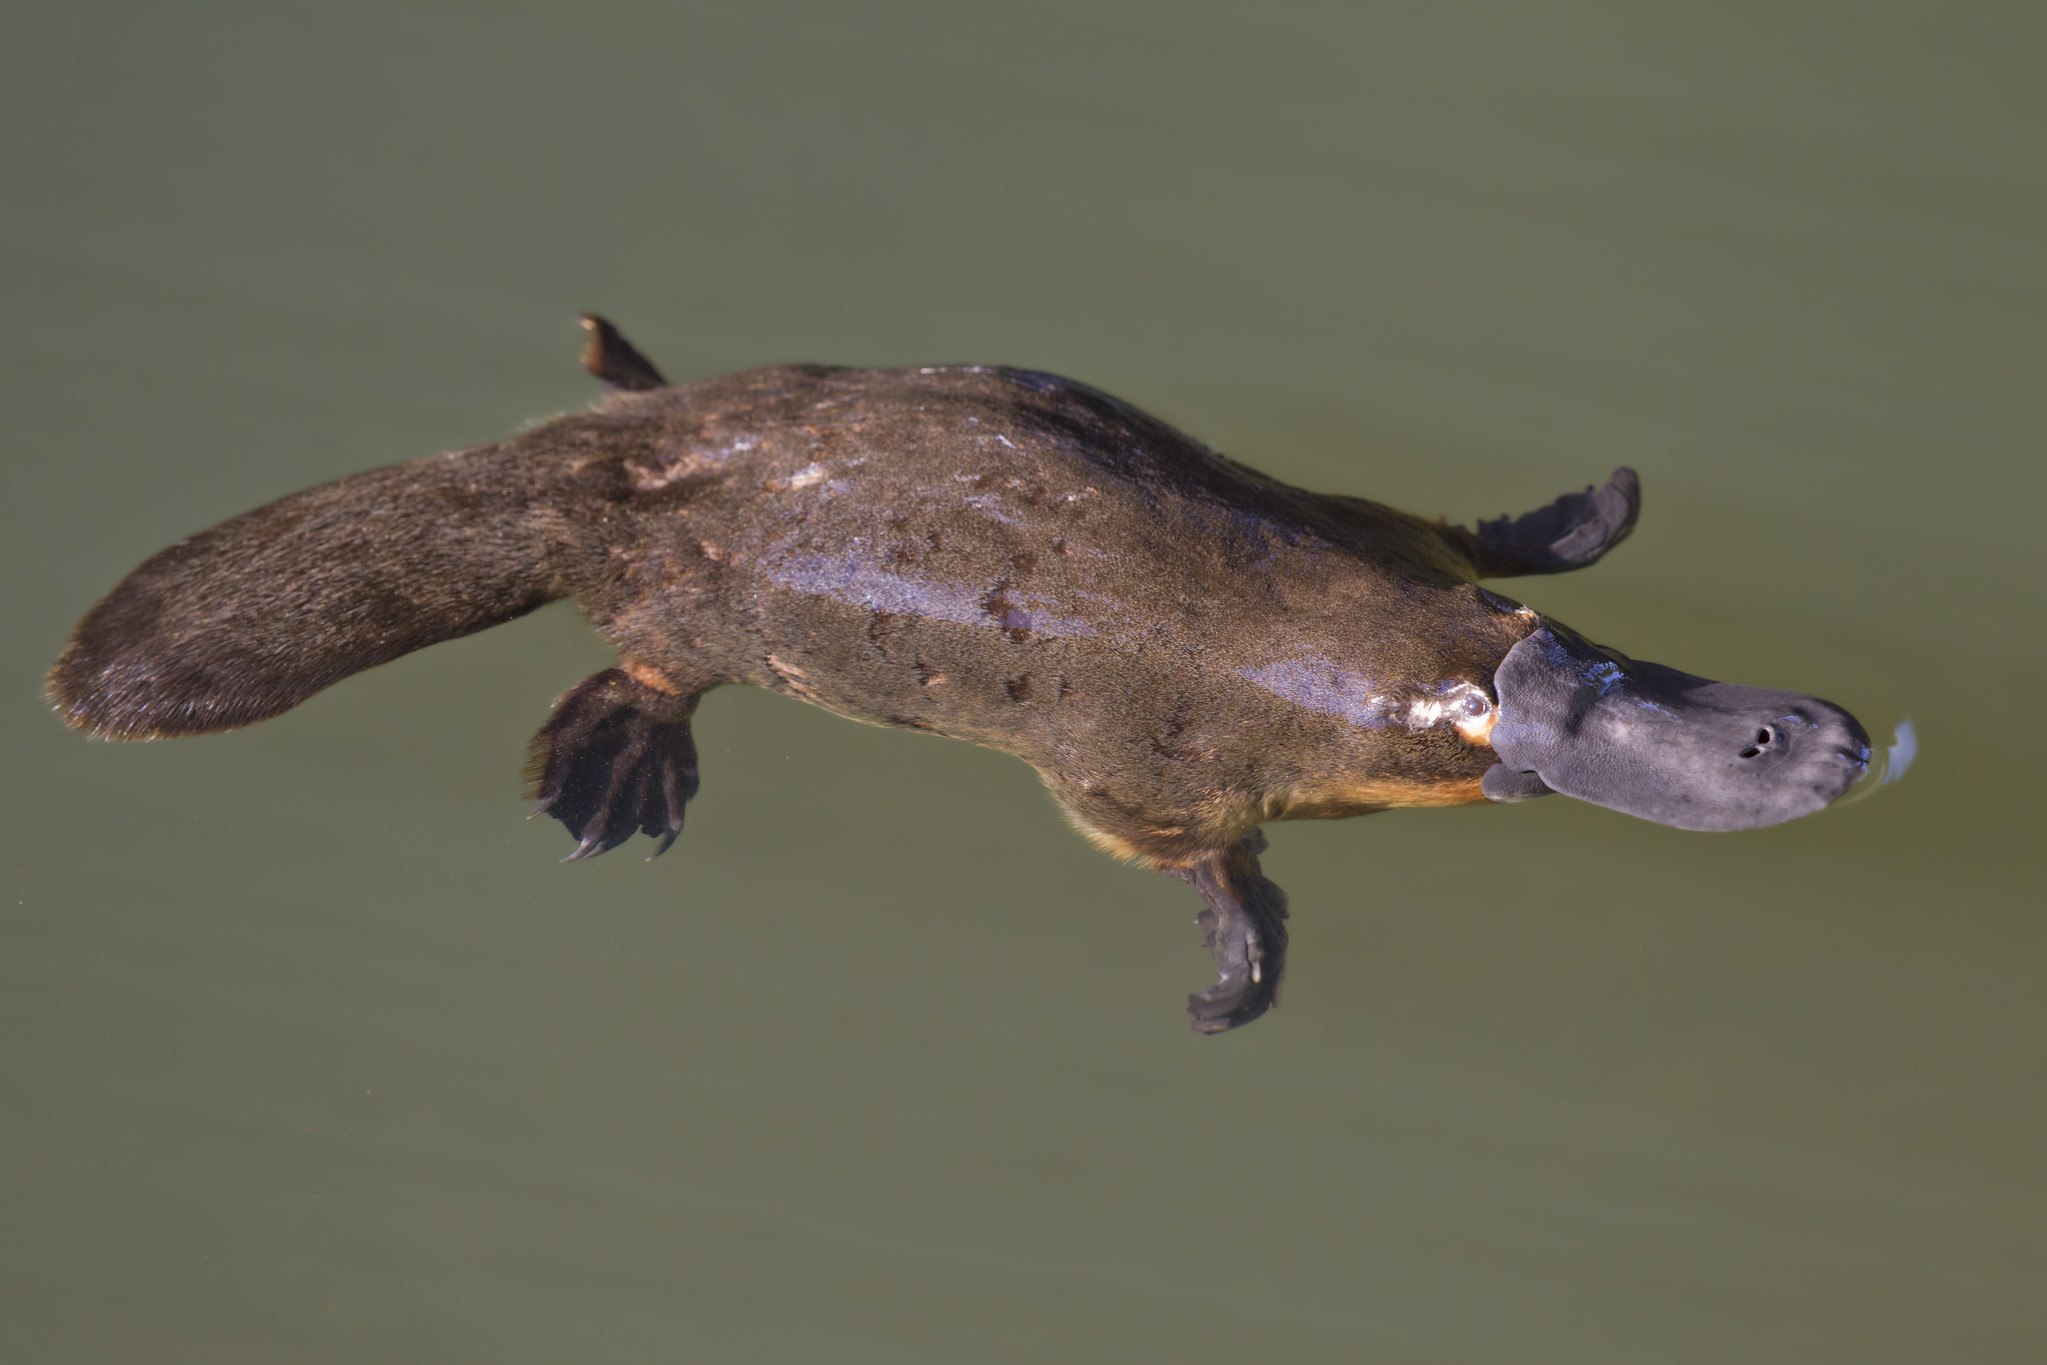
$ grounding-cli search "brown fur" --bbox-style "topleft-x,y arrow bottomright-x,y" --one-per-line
49,322 -> 1624,1031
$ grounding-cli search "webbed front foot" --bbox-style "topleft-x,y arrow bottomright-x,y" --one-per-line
1466,466 -> 1640,576
1167,833 -> 1291,1034
527,668 -> 701,861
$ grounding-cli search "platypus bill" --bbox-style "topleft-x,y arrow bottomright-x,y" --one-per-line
48,317 -> 1872,1033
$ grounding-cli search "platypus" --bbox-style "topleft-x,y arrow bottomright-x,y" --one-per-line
48,317 -> 1871,1033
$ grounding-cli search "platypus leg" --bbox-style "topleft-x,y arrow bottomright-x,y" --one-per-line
579,314 -> 668,393
527,668 -> 701,861
1464,466 -> 1640,576
1166,831 -> 1291,1034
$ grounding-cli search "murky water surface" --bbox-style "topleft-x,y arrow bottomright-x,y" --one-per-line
4,5 -> 2042,1361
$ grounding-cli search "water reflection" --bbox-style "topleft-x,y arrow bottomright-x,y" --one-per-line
1839,717 -> 1919,805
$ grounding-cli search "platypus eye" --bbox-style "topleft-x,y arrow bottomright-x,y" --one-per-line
1428,680 -> 1496,741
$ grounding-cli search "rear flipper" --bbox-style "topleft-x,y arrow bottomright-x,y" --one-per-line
1465,466 -> 1639,576
580,314 -> 668,393
1168,832 -> 1291,1034
528,669 -> 701,861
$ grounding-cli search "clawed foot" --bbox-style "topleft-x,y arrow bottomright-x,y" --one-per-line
527,669 -> 700,860
1168,834 -> 1291,1034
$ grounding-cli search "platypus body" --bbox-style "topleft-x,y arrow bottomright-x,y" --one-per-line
49,319 -> 1872,1032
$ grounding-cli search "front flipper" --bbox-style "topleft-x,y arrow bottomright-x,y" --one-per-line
1466,467 -> 1639,576
1167,833 -> 1291,1034
527,669 -> 701,861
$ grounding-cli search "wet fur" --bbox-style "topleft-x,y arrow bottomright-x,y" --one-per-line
49,319 -> 1637,1032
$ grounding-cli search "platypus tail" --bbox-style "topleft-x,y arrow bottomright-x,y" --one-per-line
48,444 -> 582,740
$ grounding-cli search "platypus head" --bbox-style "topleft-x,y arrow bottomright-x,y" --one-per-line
1481,624 -> 1871,832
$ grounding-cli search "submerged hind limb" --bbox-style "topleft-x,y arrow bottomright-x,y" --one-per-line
528,668 -> 703,861
1167,832 -> 1292,1034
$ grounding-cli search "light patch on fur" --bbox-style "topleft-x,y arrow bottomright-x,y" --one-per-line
763,653 -> 824,705
1457,705 -> 1499,744
628,458 -> 697,492
1420,680 -> 1497,744
621,661 -> 681,695
628,433 -> 765,492
764,551 -> 1098,638
1269,775 -> 1490,821
1404,696 -> 1449,728
769,462 -> 828,492
1241,659 -> 1496,742
1060,809 -> 1156,865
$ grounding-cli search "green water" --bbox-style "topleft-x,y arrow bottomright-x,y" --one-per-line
4,4 -> 2042,1361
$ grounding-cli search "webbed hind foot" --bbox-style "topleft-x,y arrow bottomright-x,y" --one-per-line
1168,833 -> 1291,1034
527,669 -> 701,861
